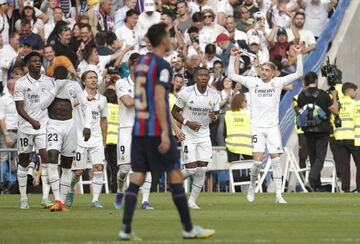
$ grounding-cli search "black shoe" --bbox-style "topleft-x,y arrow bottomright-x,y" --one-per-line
305,183 -> 315,192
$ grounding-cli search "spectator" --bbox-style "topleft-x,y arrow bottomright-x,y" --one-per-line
43,45 -> 76,77
216,0 -> 235,27
236,7 -> 255,33
87,0 -> 114,34
44,6 -> 63,41
269,0 -> 292,29
137,0 -> 161,39
115,9 -> 141,51
175,0 -> 192,34
187,0 -> 213,16
47,20 -> 68,47
0,32 -> 19,85
215,33 -> 234,75
115,0 -> 137,29
95,31 -> 113,55
201,9 -> 227,45
19,18 -> 44,53
204,44 -> 220,71
209,60 -> 225,90
162,0 -> 177,20
0,1 -> 10,44
16,0 -> 45,40
78,23 -> 95,50
225,16 -> 247,44
54,25 -> 77,67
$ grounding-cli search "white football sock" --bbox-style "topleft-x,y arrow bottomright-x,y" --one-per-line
271,157 -> 283,196
17,165 -> 28,201
181,167 -> 197,179
189,167 -> 207,203
141,172 -> 152,203
60,168 -> 72,203
48,164 -> 61,201
41,164 -> 50,201
92,171 -> 103,202
117,167 -> 129,194
250,161 -> 262,185
70,172 -> 80,193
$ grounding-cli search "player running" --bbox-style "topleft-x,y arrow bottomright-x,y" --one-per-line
228,46 -> 303,204
171,67 -> 220,209
39,66 -> 92,211
66,70 -> 108,209
114,56 -> 154,210
14,52 -> 53,209
118,23 -> 215,241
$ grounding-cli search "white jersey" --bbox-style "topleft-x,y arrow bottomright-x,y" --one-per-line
228,55 -> 303,128
14,74 -> 53,135
115,77 -> 134,128
76,90 -> 108,147
175,85 -> 220,142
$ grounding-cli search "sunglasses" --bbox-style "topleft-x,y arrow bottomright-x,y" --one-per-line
204,15 -> 212,19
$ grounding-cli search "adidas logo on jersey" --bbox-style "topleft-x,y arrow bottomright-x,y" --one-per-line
27,88 -> 32,91
189,100 -> 194,104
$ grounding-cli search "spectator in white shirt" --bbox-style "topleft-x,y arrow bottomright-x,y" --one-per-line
115,0 -> 137,29
202,9 -> 228,45
0,2 -> 10,45
115,9 -> 141,51
217,0 -> 236,26
0,32 -> 19,87
44,7 -> 64,41
137,0 -> 161,39
225,16 -> 247,44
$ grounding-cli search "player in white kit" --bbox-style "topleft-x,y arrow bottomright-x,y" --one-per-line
228,46 -> 303,204
172,67 -> 220,209
39,66 -> 92,211
14,52 -> 53,209
66,70 -> 108,208
114,57 -> 154,210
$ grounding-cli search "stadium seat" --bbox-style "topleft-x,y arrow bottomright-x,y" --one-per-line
320,159 -> 340,193
228,160 -> 262,193
78,161 -> 109,194
282,147 -> 309,193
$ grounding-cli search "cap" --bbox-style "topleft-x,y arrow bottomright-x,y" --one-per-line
248,35 -> 260,45
214,33 -> 229,43
144,0 -> 155,12
277,28 -> 287,36
0,0 -> 7,5
23,0 -> 34,8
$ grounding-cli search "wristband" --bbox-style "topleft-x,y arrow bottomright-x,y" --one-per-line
183,119 -> 188,125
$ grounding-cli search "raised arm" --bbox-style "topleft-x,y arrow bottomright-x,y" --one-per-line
281,46 -> 303,86
228,50 -> 257,88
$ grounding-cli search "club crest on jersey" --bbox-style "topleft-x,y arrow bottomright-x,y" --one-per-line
98,104 -> 102,111
41,88 -> 47,94
69,89 -> 75,98
270,82 -> 275,88
159,69 -> 170,83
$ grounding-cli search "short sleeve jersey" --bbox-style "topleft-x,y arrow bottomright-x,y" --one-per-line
115,77 -> 135,128
14,74 -> 53,134
175,85 -> 220,141
133,53 -> 173,136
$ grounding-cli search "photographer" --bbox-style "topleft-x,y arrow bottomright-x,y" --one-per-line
297,71 -> 339,192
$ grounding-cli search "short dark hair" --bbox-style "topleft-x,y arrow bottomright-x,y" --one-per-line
106,32 -> 118,46
187,26 -> 199,35
161,10 -> 172,18
83,45 -> 97,62
176,0 -> 187,8
194,67 -> 209,77
294,9 -> 305,18
304,71 -> 318,86
342,82 -> 358,94
53,66 -> 68,80
125,9 -> 139,22
20,18 -> 31,27
147,23 -> 168,48
79,23 -> 92,32
44,44 -> 54,51
95,31 -> 108,46
205,44 -> 216,55
213,60 -> 223,68
81,70 -> 98,88
174,73 -> 184,79
53,6 -> 63,12
24,51 -> 42,64
192,12 -> 203,23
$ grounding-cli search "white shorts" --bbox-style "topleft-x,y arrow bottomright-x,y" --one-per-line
117,127 -> 132,165
72,143 -> 105,170
181,138 -> 212,165
17,130 -> 46,154
251,126 -> 283,154
46,119 -> 77,157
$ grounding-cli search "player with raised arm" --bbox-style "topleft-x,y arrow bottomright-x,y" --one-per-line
171,67 -> 220,209
65,70 -> 108,209
39,66 -> 92,211
14,52 -> 53,209
228,45 -> 303,204
114,56 -> 154,210
118,23 -> 215,241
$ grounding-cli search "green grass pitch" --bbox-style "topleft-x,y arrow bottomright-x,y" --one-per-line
1,193 -> 360,243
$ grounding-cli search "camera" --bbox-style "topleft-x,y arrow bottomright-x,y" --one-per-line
191,36 -> 199,44
321,57 -> 342,90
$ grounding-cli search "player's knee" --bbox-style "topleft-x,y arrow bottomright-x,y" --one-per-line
185,162 -> 197,169
93,164 -> 103,172
47,150 -> 59,164
196,166 -> 208,174
183,167 -> 197,177
73,170 -> 83,177
119,164 -> 131,174
197,161 -> 208,168
18,153 -> 30,167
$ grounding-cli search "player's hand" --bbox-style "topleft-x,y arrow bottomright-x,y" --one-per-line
174,126 -> 186,142
83,128 -> 91,141
293,45 -> 303,55
33,175 -> 40,186
5,134 -> 14,146
185,121 -> 201,132
158,131 -> 170,154
31,120 -> 41,130
209,111 -> 217,121
230,48 -> 239,57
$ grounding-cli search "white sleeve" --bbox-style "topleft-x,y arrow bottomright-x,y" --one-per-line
116,80 -> 130,98
217,1 -> 226,13
14,80 -> 25,101
0,98 -> 5,119
228,56 -> 257,88
74,83 -> 92,129
174,90 -> 187,109
213,92 -> 220,112
101,98 -> 108,117
99,55 -> 112,69
279,54 -> 303,86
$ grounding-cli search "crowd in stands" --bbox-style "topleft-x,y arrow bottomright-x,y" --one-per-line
0,0 -> 339,192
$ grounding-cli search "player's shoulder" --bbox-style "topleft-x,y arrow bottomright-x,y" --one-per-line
179,85 -> 194,95
41,74 -> 54,82
207,87 -> 219,96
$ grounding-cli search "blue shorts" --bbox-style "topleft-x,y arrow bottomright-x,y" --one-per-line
131,136 -> 180,177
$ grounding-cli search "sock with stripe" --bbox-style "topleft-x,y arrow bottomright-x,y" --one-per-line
170,183 -> 193,232
271,157 -> 283,196
48,163 -> 61,201
60,168 -> 72,203
92,171 -> 103,202
250,161 -> 262,185
17,165 -> 28,201
70,172 -> 80,193
121,182 -> 140,234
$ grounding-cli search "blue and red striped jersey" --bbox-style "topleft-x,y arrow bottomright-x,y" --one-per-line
133,53 -> 173,136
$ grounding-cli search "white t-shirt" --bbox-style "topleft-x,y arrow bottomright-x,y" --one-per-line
14,74 -> 53,134
234,29 -> 248,42
228,55 -> 303,128
0,44 -> 18,83
15,18 -> 44,35
303,0 -> 329,37
137,11 -> 161,39
76,90 -> 108,147
78,55 -> 111,84
217,0 -> 234,17
287,28 -> 316,49
0,91 -> 18,130
115,77 -> 135,128
115,25 -> 141,51
175,85 -> 220,142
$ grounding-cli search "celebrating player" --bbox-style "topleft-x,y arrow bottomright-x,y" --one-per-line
14,52 -> 53,209
114,54 -> 153,210
118,23 -> 215,241
171,67 -> 220,209
39,66 -> 92,211
66,70 -> 108,209
228,46 -> 303,204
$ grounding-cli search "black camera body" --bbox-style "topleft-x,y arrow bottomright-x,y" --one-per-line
321,57 -> 342,90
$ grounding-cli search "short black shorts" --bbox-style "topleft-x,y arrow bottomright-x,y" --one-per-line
131,135 -> 180,177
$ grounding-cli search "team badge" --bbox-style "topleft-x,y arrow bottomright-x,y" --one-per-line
159,69 -> 170,83
41,88 -> 47,94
